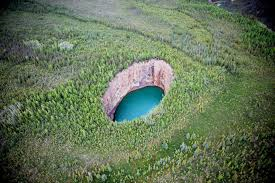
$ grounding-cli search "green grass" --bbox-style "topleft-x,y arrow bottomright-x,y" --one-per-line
0,0 -> 274,182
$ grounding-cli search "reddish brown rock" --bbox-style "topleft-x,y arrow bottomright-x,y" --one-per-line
102,59 -> 173,120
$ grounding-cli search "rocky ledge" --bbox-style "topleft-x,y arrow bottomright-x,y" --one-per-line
103,59 -> 173,120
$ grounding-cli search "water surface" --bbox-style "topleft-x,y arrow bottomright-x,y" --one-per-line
114,86 -> 164,122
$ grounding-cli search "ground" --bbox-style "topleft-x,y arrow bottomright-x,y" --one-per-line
0,0 -> 274,182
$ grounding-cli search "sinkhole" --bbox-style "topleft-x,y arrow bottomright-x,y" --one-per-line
102,59 -> 173,122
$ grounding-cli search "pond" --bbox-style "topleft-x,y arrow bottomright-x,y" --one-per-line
114,86 -> 164,122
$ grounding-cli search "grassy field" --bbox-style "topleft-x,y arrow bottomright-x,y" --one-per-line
0,0 -> 274,182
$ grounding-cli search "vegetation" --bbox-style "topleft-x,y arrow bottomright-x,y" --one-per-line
0,0 -> 274,182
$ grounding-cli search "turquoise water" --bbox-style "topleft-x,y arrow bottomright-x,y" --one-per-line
114,86 -> 164,122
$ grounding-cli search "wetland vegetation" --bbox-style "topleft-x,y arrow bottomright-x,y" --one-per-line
0,0 -> 274,182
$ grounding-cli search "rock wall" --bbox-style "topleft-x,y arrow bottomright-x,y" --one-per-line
102,59 -> 173,120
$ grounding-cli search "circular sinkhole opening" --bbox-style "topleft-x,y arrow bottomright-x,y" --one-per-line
102,59 -> 173,122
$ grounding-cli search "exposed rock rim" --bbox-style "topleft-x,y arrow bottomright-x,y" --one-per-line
102,59 -> 174,120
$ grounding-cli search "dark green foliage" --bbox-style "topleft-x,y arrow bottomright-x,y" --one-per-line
0,0 -> 274,182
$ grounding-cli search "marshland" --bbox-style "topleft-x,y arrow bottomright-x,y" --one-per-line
0,0 -> 274,182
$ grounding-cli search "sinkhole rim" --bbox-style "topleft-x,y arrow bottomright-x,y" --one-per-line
102,59 -> 174,122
